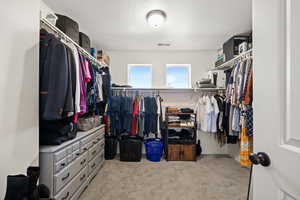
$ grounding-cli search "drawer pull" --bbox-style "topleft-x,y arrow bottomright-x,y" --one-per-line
80,159 -> 86,165
61,192 -> 69,200
91,163 -> 96,169
80,174 -> 86,181
61,163 -> 66,167
61,173 -> 70,181
92,150 -> 96,155
83,147 -> 88,152
97,138 -> 101,141
76,152 -> 80,156
93,141 -> 98,144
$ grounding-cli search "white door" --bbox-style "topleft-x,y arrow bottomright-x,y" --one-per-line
253,0 -> 300,199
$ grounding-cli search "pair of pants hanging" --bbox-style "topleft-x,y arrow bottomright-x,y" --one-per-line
144,97 -> 158,136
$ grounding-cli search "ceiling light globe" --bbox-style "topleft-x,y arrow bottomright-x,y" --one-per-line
146,10 -> 166,29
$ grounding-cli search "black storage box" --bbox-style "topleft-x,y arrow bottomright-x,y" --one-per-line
79,32 -> 91,51
105,135 -> 118,160
119,135 -> 143,162
223,35 -> 249,61
55,14 -> 79,44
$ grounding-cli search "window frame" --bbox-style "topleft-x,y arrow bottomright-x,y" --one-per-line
165,64 -> 192,88
127,64 -> 153,88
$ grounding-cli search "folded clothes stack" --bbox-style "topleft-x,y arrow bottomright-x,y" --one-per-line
180,108 -> 194,113
168,116 -> 180,122
167,107 -> 179,113
180,120 -> 194,127
168,129 -> 194,144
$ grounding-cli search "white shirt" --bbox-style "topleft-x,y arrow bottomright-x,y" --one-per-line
96,73 -> 103,102
204,96 -> 214,132
210,96 -> 220,133
66,42 -> 81,113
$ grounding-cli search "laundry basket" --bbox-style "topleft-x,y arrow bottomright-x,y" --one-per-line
144,138 -> 164,162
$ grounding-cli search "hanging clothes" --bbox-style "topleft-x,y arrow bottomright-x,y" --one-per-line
39,28 -> 110,145
110,92 -> 160,138
40,31 -> 71,120
138,96 -> 145,137
130,98 -> 139,136
144,96 -> 158,136
224,57 -> 253,166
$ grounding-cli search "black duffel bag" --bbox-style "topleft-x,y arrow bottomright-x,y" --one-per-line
40,117 -> 77,145
55,14 -> 79,44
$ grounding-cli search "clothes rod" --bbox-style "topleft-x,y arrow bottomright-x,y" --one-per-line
111,87 -> 225,92
40,18 -> 107,68
193,88 -> 226,91
111,88 -> 194,91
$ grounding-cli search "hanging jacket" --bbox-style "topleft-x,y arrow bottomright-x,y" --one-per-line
40,31 -> 69,120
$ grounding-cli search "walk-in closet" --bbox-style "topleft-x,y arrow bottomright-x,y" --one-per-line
2,0 -> 300,200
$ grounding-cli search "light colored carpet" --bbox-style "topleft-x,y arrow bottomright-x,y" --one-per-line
79,156 -> 250,200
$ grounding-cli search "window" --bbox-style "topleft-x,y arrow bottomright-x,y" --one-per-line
128,64 -> 152,88
166,64 -> 191,88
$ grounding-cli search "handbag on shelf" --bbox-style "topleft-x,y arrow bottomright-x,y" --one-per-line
77,116 -> 95,131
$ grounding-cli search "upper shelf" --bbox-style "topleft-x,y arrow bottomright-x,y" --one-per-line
40,17 -> 108,68
209,49 -> 253,71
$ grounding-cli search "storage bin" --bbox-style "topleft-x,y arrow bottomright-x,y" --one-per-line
79,32 -> 91,51
55,14 -> 79,44
223,35 -> 249,61
144,139 -> 164,162
105,135 -> 118,160
119,135 -> 143,162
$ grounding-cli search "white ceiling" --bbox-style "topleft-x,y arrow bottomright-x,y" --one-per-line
44,0 -> 252,51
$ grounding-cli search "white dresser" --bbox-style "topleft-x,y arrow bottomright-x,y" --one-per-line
40,125 -> 105,200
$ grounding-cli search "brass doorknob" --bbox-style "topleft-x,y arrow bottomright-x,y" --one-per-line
249,152 -> 271,167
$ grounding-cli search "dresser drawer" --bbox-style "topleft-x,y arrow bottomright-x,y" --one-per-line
97,150 -> 104,166
73,149 -> 81,160
54,152 -> 88,194
70,179 -> 88,200
66,146 -> 73,155
54,165 -> 72,194
54,166 -> 88,200
88,144 -> 98,162
80,143 -> 89,155
80,137 -> 90,147
55,158 -> 68,174
87,139 -> 95,150
54,149 -> 67,163
76,151 -> 88,170
67,154 -> 73,165
72,142 -> 80,152
88,155 -> 98,176
98,138 -> 105,150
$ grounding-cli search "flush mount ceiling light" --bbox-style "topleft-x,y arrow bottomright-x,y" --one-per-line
146,10 -> 167,29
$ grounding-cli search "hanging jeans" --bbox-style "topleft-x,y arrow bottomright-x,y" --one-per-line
110,96 -> 121,135
120,96 -> 133,133
144,97 -> 158,136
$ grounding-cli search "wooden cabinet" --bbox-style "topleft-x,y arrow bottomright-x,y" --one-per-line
168,144 -> 196,161
181,145 -> 196,161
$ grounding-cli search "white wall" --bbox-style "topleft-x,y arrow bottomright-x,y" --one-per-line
108,50 -> 216,88
108,50 -> 236,155
0,0 -> 40,198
